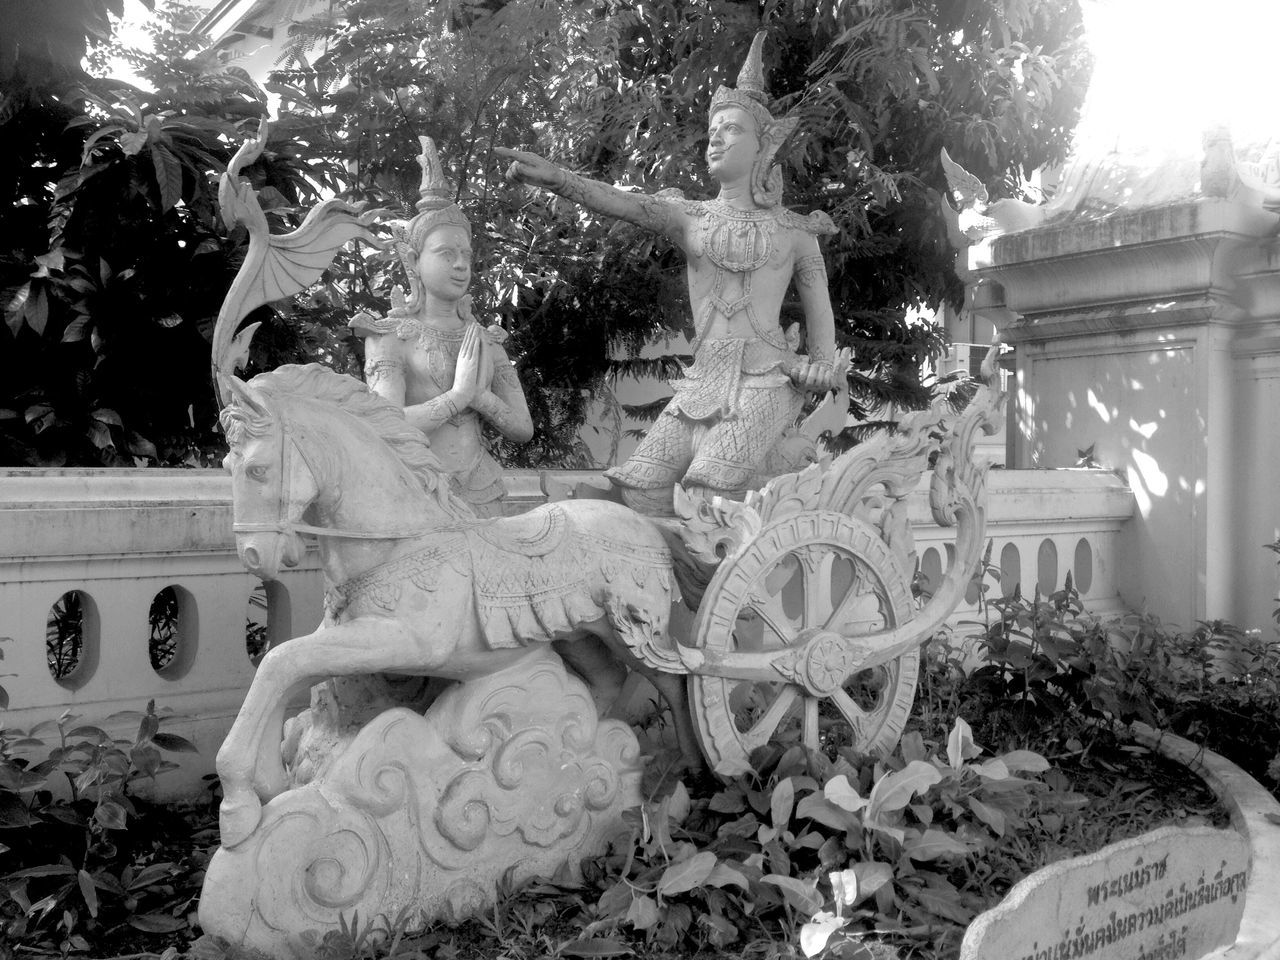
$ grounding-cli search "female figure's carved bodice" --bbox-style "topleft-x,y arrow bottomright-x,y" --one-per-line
357,310 -> 530,517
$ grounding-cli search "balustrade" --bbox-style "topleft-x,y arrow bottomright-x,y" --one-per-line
0,467 -> 1134,796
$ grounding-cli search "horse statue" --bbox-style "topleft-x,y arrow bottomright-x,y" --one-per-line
211,364 -> 697,839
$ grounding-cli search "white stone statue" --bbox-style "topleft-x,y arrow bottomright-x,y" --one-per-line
498,32 -> 846,516
353,137 -> 533,516
200,101 -> 1006,960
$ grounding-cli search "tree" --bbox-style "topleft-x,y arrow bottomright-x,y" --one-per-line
267,0 -> 1089,459
0,2 -> 317,466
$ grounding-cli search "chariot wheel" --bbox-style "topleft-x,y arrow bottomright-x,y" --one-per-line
688,510 -> 919,776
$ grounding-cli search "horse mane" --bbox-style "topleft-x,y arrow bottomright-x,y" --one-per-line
223,363 -> 471,518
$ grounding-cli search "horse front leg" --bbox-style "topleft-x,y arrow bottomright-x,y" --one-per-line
215,616 -> 429,846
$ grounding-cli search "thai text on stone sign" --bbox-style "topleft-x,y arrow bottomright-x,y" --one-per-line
1085,853 -> 1168,905
1016,868 -> 1248,960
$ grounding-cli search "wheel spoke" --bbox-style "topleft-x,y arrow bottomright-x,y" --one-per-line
831,687 -> 873,744
824,566 -> 886,633
745,597 -> 796,649
743,685 -> 799,751
800,548 -> 836,629
801,695 -> 820,752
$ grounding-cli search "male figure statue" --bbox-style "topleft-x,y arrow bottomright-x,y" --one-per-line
498,32 -> 840,516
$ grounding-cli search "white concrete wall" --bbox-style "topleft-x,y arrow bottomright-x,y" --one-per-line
0,468 -> 1134,796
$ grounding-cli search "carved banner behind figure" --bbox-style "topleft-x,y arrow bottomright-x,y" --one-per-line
960,826 -> 1249,960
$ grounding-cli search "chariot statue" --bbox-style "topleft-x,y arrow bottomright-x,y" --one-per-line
198,36 -> 1003,959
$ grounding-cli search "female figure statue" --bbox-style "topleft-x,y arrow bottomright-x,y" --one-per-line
353,137 -> 533,516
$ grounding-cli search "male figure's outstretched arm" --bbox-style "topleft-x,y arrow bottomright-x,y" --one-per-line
497,147 -> 689,247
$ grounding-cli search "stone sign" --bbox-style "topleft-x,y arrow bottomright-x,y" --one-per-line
960,826 -> 1249,960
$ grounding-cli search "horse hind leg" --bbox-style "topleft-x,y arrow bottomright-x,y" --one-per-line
554,631 -> 630,717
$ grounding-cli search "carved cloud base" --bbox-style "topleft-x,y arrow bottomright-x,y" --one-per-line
198,649 -> 642,959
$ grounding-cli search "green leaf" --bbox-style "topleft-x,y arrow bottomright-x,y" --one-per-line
624,894 -> 660,930
946,717 -> 981,768
0,792 -> 33,827
796,793 -> 857,831
867,760 -> 943,823
1000,749 -> 1050,773
95,799 -> 128,830
709,788 -> 746,813
761,874 -> 823,915
119,129 -> 148,156
3,864 -> 76,879
968,797 -> 1006,836
851,862 -> 894,904
558,937 -> 633,957
152,732 -> 199,753
4,283 -> 30,334
665,780 -> 690,825
974,758 -> 1011,781
77,868 -> 98,917
771,777 -> 795,828
151,144 -> 183,212
823,774 -> 867,812
128,913 -> 188,933
904,828 -> 971,862
657,851 -> 716,896
705,862 -> 749,890
24,285 -> 48,335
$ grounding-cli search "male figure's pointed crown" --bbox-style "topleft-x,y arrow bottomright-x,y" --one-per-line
710,32 -> 775,133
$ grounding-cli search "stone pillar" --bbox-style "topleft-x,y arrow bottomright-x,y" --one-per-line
974,197 -> 1280,629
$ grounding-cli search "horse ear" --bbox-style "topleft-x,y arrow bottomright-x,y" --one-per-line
224,374 -> 269,417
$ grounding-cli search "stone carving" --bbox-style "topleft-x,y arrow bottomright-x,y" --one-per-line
199,363 -> 685,954
202,93 -> 1006,957
498,32 -> 844,516
211,119 -> 382,398
201,648 -> 641,960
353,137 -> 532,516
938,146 -> 1050,244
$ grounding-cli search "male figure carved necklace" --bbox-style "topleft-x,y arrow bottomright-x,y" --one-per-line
693,200 -> 787,351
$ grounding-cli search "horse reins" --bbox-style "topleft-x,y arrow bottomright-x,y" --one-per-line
231,413 -> 434,542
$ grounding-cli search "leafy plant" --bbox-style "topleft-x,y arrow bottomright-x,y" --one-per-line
950,565 -> 1280,789
0,701 -> 214,954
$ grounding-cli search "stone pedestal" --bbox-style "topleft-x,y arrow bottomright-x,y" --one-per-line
198,649 -> 642,959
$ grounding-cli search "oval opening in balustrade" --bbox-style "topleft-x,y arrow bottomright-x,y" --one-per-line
1000,543 -> 1021,598
246,581 -> 291,666
918,548 -> 942,598
1037,540 -> 1059,598
47,589 -> 99,689
1074,538 -> 1094,595
149,585 -> 197,679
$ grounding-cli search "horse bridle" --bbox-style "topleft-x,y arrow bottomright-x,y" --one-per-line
231,412 -> 432,542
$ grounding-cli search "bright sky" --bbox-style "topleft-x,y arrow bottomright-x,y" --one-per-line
1074,0 -> 1280,157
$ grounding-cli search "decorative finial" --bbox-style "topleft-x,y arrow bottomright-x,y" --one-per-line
735,32 -> 768,103
415,136 -> 453,213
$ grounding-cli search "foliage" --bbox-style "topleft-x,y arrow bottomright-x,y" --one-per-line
938,565 -> 1280,790
0,2 -> 315,468
0,701 -> 215,955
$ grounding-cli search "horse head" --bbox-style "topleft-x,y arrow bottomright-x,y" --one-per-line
220,374 -> 317,580
219,364 -> 471,581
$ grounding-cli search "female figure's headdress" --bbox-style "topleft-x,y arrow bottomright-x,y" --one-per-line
708,32 -> 799,208
388,137 -> 473,318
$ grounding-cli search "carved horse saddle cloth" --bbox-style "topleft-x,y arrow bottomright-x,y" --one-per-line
466,503 -> 670,650
471,503 -> 568,556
